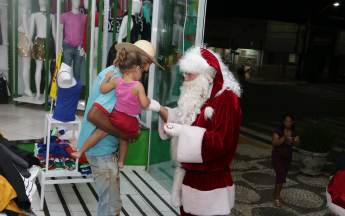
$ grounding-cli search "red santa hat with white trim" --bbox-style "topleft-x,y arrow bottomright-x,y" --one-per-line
178,46 -> 242,98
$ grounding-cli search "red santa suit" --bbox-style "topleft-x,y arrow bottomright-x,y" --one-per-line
326,170 -> 345,216
159,47 -> 242,215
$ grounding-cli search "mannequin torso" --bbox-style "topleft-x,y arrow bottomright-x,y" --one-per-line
118,0 -> 142,43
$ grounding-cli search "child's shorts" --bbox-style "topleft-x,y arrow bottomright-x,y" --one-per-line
108,110 -> 139,136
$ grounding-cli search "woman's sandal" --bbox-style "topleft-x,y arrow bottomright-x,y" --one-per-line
274,199 -> 281,207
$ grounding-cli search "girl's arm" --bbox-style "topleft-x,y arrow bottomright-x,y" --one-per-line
136,82 -> 151,108
100,71 -> 117,94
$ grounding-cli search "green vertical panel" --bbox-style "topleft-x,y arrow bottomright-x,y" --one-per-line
85,0 -> 92,106
45,0 -> 51,111
14,0 -> 19,106
61,0 -> 65,13
124,130 -> 150,167
8,0 -> 13,103
97,0 -> 103,74
126,0 -> 132,43
112,0 -> 118,43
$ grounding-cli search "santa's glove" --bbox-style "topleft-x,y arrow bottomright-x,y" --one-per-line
146,99 -> 161,112
164,123 -> 182,137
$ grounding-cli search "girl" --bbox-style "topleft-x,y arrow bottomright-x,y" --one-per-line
72,48 -> 154,168
271,113 -> 301,207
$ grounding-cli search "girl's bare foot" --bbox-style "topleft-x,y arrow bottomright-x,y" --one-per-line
118,161 -> 124,169
71,152 -> 82,159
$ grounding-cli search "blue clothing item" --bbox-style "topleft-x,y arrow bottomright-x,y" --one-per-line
86,153 -> 121,215
62,42 -> 83,81
52,71 -> 82,122
77,66 -> 123,156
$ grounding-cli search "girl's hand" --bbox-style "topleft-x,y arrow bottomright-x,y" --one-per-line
105,70 -> 117,78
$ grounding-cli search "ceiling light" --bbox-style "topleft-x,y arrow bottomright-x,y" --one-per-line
334,2 -> 340,6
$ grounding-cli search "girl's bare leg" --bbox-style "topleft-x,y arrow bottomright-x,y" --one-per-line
71,129 -> 108,158
118,139 -> 129,168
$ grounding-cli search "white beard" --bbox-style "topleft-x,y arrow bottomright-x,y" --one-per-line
170,72 -> 214,164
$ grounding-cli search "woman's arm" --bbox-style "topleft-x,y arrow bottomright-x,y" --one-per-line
272,133 -> 286,147
136,82 -> 151,108
100,71 -> 117,94
292,135 -> 301,148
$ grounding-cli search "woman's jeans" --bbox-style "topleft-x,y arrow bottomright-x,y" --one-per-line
86,152 -> 122,216
62,42 -> 82,81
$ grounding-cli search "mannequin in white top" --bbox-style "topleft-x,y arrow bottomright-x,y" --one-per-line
57,63 -> 77,88
59,0 -> 81,52
79,0 -> 98,59
28,0 -> 56,100
117,0 -> 142,43
18,0 -> 33,97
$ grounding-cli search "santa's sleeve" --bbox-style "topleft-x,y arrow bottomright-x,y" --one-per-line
158,107 -> 178,140
177,103 -> 241,163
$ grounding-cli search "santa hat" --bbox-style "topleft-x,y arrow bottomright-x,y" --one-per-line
326,170 -> 345,216
178,46 -> 242,98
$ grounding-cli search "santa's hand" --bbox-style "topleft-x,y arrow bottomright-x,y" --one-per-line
146,99 -> 161,112
164,123 -> 182,137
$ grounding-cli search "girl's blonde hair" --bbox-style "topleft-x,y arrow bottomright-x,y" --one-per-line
113,48 -> 144,72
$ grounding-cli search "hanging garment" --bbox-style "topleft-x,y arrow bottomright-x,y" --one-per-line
0,149 -> 31,209
52,72 -> 82,122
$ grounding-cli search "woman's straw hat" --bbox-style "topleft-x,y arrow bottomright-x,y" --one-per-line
115,40 -> 164,70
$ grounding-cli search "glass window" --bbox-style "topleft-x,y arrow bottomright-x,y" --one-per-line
288,53 -> 297,63
148,0 -> 206,192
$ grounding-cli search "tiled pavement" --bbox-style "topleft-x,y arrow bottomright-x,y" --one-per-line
229,143 -> 333,216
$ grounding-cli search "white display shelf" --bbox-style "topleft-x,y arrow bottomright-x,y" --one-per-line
13,94 -> 52,105
77,99 -> 85,111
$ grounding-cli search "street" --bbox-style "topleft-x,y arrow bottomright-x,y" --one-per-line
229,81 -> 345,216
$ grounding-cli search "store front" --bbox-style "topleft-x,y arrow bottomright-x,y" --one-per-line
5,0 -> 207,195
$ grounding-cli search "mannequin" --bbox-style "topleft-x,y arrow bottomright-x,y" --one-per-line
117,0 -> 142,43
80,0 -> 98,59
57,63 -> 77,88
52,63 -> 81,122
28,0 -> 56,100
59,0 -> 86,81
18,0 -> 33,97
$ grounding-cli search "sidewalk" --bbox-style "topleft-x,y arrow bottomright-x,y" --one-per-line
229,136 -> 332,216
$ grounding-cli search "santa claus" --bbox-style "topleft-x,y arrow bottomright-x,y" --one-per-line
147,46 -> 242,215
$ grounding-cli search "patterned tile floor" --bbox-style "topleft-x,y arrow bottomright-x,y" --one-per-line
229,144 -> 334,216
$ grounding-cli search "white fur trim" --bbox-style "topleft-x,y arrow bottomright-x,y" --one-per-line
178,46 -> 242,98
171,167 -> 186,208
181,184 -> 235,215
179,46 -> 215,76
204,107 -> 214,120
177,125 -> 206,163
326,188 -> 345,216
158,107 -> 178,140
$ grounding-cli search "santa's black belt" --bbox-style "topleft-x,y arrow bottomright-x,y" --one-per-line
181,167 -> 214,174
